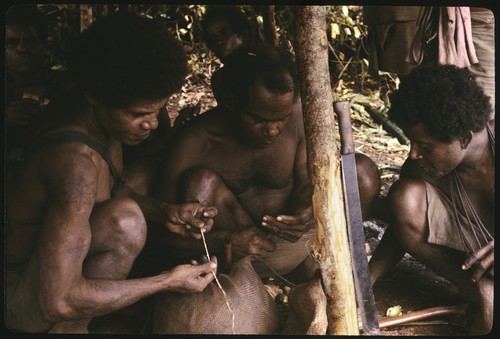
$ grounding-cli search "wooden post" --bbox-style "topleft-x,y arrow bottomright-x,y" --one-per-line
262,5 -> 279,47
80,4 -> 93,32
293,6 -> 359,335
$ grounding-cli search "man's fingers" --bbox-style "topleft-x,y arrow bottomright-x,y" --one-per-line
462,241 -> 494,270
470,258 -> 493,282
256,237 -> 276,252
198,205 -> 217,218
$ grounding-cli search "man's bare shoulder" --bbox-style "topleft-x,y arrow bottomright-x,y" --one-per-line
170,108 -> 226,144
23,135 -> 102,180
8,136 -> 102,222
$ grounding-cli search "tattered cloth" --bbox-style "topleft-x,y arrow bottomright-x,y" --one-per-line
407,7 -> 478,68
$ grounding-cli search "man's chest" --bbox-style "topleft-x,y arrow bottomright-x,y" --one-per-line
201,141 -> 297,194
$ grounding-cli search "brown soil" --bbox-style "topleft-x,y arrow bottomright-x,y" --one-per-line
88,81 -> 467,336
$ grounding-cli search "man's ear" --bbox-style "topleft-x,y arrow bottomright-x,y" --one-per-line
460,131 -> 473,149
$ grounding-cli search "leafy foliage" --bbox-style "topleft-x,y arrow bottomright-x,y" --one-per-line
37,5 -> 396,87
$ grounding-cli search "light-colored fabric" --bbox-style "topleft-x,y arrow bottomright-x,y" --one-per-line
469,7 -> 495,119
426,182 -> 471,252
5,255 -> 52,333
406,7 -> 478,68
252,228 -> 316,278
425,181 -> 492,254
437,7 -> 478,67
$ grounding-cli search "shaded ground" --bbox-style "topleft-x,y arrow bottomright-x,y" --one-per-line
364,220 -> 466,336
88,80 -> 467,336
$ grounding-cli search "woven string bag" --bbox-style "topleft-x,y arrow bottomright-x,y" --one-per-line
152,255 -> 280,334
280,269 -> 328,334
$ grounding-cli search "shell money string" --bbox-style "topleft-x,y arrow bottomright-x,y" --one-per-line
200,230 -> 236,334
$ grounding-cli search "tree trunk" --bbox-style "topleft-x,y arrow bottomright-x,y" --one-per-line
292,6 -> 359,335
80,5 -> 93,32
262,5 -> 279,47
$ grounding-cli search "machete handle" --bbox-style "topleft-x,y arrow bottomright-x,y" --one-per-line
333,101 -> 355,156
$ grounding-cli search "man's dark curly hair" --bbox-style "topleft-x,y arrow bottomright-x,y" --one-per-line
200,5 -> 260,45
6,4 -> 47,42
388,64 -> 491,143
67,11 -> 188,108
216,43 -> 299,108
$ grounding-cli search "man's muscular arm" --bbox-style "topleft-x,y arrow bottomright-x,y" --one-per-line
37,144 -> 216,323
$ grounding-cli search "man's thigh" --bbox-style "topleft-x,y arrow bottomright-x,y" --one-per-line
252,229 -> 316,278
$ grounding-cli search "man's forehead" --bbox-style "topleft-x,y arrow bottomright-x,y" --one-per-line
6,23 -> 39,38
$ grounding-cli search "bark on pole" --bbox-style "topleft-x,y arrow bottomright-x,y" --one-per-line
293,6 -> 359,335
79,4 -> 93,32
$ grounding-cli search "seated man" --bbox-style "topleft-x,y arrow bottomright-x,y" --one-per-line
5,4 -> 74,176
5,12 -> 218,334
369,64 -> 494,335
153,43 -> 381,282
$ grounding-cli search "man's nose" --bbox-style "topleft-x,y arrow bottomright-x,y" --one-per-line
141,116 -> 159,130
264,122 -> 280,137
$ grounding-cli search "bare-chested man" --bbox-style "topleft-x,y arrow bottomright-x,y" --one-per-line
152,43 -> 381,282
5,12 -> 218,334
369,64 -> 494,335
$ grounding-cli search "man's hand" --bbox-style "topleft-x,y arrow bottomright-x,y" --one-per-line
165,203 -> 218,239
228,226 -> 276,258
462,240 -> 494,282
261,206 -> 314,242
164,256 -> 218,293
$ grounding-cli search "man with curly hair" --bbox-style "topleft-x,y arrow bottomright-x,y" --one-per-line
369,64 -> 494,335
5,12 -> 219,334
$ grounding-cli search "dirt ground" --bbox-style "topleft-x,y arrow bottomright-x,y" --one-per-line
88,83 -> 469,336
365,220 -> 467,336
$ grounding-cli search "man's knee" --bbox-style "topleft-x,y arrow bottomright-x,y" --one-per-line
355,153 -> 381,219
91,196 -> 147,255
387,179 -> 428,245
178,166 -> 227,203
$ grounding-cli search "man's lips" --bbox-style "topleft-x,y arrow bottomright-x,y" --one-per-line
134,133 -> 150,141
